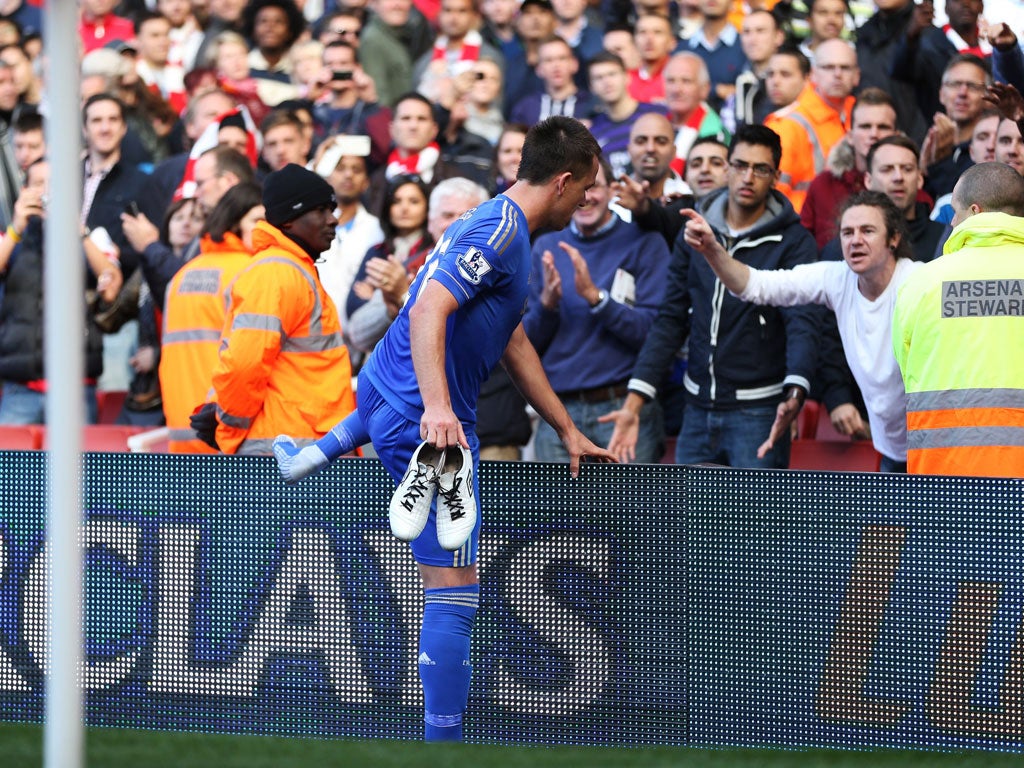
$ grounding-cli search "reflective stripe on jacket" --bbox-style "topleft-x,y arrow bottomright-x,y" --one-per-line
892,211 -> 1024,477
159,232 -> 254,454
764,83 -> 854,213
211,220 -> 355,455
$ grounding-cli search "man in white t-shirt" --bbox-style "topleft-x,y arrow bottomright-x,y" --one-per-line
680,189 -> 922,471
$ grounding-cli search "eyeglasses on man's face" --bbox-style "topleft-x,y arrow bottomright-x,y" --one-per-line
941,79 -> 987,94
728,159 -> 775,179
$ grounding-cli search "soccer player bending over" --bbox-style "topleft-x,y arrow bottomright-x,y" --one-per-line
274,116 -> 617,741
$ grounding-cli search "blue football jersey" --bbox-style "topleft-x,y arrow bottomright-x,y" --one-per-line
361,194 -> 531,426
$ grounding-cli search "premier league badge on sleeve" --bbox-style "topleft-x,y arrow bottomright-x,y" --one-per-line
456,247 -> 492,285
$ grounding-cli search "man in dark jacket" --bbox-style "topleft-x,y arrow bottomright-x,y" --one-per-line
604,124 -> 819,468
81,93 -> 162,279
856,0 -> 929,143
0,160 -> 114,424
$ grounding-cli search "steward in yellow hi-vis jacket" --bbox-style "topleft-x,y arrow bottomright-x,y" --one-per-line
892,163 -> 1024,478
160,184 -> 264,453
195,164 -> 355,455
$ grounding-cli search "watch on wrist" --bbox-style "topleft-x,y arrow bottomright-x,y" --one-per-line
590,289 -> 607,308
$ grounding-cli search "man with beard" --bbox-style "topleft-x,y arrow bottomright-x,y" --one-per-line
190,163 -> 356,455
611,111 -> 691,225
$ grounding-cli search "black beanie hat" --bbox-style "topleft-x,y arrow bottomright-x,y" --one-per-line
263,163 -> 336,226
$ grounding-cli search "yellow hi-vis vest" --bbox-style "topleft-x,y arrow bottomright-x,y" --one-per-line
892,211 -> 1024,478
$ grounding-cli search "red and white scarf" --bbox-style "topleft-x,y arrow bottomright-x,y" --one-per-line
175,106 -> 261,201
431,28 -> 482,63
672,102 -> 709,173
385,142 -> 441,183
942,24 -> 992,57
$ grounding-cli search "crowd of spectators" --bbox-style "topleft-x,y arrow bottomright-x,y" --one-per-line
0,0 -> 1022,471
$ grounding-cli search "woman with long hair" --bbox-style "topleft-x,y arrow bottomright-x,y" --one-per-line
344,174 -> 434,366
492,123 -> 528,194
159,182 -> 266,452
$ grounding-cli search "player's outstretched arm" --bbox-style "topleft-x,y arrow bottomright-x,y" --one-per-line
501,323 -> 617,477
273,411 -> 369,484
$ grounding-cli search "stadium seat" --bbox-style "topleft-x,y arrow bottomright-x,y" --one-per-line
82,425 -> 145,452
660,436 -> 677,464
96,390 -> 128,424
39,425 -> 145,453
796,399 -> 820,439
815,410 -> 858,441
0,425 -> 43,450
789,439 -> 881,472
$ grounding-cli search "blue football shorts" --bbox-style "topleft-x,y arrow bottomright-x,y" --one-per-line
357,377 -> 481,567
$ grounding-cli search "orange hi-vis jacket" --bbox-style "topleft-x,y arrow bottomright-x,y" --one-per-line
764,84 -> 854,213
211,221 -> 355,455
160,233 -> 254,453
892,212 -> 1024,478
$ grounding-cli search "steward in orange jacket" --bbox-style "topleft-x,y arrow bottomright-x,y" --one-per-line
764,42 -> 856,213
206,165 -> 355,455
160,226 -> 256,453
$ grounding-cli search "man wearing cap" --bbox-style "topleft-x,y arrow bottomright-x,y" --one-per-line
191,163 -> 356,455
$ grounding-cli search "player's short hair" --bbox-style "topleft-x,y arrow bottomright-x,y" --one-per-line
517,116 -> 601,184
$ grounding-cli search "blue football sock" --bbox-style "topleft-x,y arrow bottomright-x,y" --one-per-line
419,584 -> 479,742
317,411 -> 368,461
273,411 -> 369,483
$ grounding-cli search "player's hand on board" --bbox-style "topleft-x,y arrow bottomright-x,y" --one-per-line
561,427 -> 618,479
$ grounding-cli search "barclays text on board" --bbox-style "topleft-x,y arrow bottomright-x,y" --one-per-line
0,454 -> 1021,750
